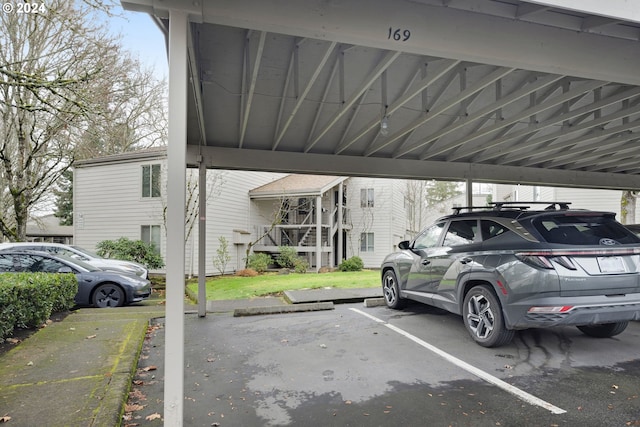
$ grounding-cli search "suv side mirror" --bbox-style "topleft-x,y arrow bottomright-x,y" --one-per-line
398,240 -> 411,250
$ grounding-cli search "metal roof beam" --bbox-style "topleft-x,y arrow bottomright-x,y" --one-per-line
516,4 -> 550,19
187,145 -> 640,190
272,40 -> 337,150
581,16 -> 623,31
413,72 -> 563,160
304,49 -> 401,153
391,66 -> 514,158
239,30 -> 266,148
539,124 -> 640,168
437,80 -> 606,162
494,89 -> 640,164
335,58 -> 459,155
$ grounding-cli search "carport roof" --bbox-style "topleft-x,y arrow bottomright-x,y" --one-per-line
123,0 -> 640,191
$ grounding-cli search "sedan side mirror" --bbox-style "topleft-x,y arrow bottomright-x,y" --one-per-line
58,266 -> 74,273
398,240 -> 411,250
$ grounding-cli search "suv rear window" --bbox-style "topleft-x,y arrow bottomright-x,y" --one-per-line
533,214 -> 640,245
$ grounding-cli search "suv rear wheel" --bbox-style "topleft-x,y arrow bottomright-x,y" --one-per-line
382,270 -> 405,309
577,321 -> 628,338
463,285 -> 514,347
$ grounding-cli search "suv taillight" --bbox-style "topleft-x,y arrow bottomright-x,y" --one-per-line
515,253 -> 577,270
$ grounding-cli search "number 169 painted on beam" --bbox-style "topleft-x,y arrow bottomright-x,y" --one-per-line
388,27 -> 411,42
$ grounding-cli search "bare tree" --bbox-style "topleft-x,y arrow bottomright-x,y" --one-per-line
74,59 -> 167,159
161,169 -> 227,244
0,1 -> 167,241
404,180 -> 429,237
245,197 -> 289,268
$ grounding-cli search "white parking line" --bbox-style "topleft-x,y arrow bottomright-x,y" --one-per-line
350,308 -> 567,415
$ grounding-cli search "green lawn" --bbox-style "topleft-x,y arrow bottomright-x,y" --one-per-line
186,270 -> 380,301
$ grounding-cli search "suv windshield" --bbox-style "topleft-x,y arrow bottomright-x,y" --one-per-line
533,214 -> 640,245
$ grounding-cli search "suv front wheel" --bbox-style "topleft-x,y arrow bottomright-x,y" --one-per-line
382,270 -> 405,309
463,285 -> 514,347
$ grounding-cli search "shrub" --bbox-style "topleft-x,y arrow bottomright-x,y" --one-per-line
0,273 -> 77,340
293,257 -> 309,274
246,253 -> 272,273
275,246 -> 298,269
213,236 -> 231,275
338,256 -> 364,272
96,237 -> 165,269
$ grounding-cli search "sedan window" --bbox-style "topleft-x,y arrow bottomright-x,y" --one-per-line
0,254 -> 14,272
3,254 -> 42,272
40,257 -> 73,273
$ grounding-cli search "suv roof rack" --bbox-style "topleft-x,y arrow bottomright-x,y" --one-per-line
492,201 -> 571,211
451,201 -> 571,215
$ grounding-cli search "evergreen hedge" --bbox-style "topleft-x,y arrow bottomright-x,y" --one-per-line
0,273 -> 77,341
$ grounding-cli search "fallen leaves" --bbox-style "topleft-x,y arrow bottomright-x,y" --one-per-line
145,413 -> 162,421
85,334 -> 97,340
142,365 -> 157,372
0,414 -> 11,423
125,404 -> 145,412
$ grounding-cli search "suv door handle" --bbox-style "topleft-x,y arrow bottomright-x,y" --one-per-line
460,257 -> 472,264
421,259 -> 430,266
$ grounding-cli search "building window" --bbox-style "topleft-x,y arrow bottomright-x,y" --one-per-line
360,232 -> 374,252
142,225 -> 162,253
360,188 -> 374,208
472,183 -> 493,195
142,164 -> 161,198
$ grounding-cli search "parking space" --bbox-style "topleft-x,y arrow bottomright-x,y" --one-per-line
131,303 -> 640,426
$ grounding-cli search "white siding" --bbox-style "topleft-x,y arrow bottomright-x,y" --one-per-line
182,170 -> 285,275
74,159 -> 165,256
502,184 -> 638,222
75,154 -> 285,275
346,177 -> 405,268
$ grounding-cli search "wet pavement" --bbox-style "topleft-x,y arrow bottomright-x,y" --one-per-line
124,302 -> 640,426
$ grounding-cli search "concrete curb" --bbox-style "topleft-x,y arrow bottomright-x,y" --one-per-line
234,302 -> 334,316
363,297 -> 386,307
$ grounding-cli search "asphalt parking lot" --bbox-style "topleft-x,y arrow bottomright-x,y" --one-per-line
129,302 -> 640,426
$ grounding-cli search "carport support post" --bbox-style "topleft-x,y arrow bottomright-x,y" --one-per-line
198,159 -> 206,317
466,178 -> 473,207
164,9 -> 188,425
316,195 -> 322,271
337,183 -> 344,265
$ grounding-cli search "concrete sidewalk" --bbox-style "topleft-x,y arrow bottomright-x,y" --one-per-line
0,288 -> 382,426
0,305 -> 165,427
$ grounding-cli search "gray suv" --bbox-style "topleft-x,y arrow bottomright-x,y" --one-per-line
381,202 -> 640,347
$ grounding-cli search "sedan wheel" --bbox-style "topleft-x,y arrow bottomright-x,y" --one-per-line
382,270 -> 405,309
93,283 -> 125,308
463,285 -> 514,347
577,321 -> 628,338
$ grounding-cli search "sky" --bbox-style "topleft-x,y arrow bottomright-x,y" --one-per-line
109,6 -> 169,80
